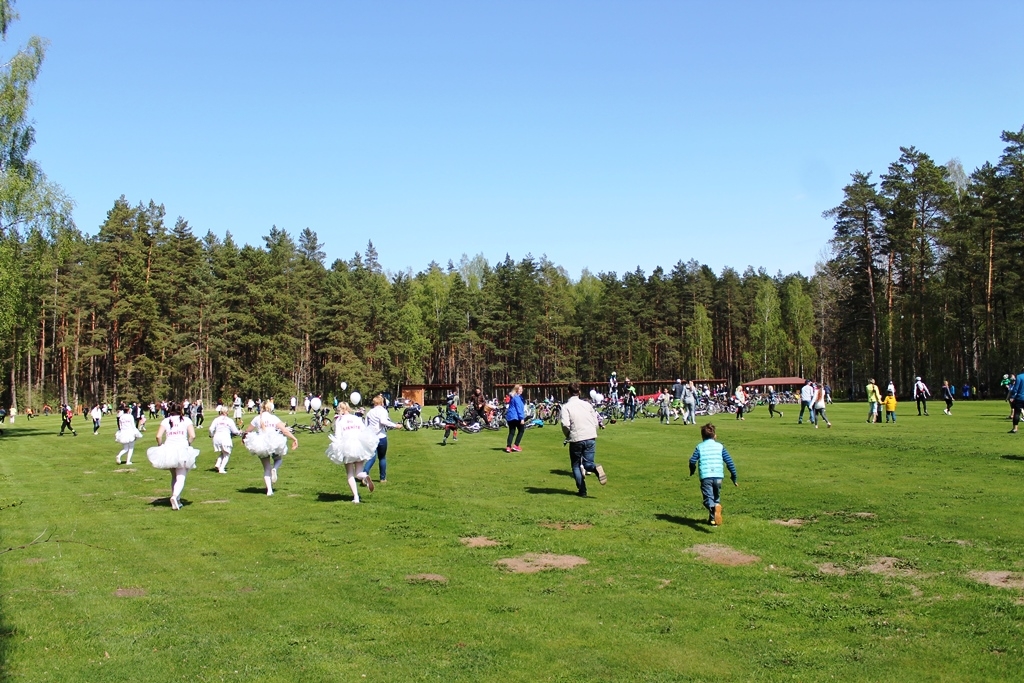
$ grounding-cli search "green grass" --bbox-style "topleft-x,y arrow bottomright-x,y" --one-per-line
2,402 -> 1024,682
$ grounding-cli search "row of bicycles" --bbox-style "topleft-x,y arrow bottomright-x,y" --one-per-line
288,390 -> 793,436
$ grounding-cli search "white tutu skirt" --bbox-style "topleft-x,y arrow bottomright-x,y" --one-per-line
212,434 -> 234,454
245,431 -> 288,458
326,429 -> 379,465
147,443 -> 200,470
114,427 -> 143,445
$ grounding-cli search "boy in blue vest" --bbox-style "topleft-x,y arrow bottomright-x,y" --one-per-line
688,423 -> 738,526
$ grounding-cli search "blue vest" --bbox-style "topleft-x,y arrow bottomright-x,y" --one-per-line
696,440 -> 725,479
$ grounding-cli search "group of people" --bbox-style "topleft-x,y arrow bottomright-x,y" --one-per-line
864,377 -> 958,423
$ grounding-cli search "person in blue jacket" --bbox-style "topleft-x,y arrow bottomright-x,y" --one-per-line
505,384 -> 526,453
1008,372 -> 1024,433
688,423 -> 738,527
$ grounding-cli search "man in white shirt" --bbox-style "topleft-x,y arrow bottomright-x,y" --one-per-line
561,382 -> 608,497
913,377 -> 930,416
798,380 -> 816,426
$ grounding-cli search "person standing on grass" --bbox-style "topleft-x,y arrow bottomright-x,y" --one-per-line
209,405 -> 241,473
882,390 -> 897,423
243,400 -> 299,496
290,395 -> 297,415
505,384 -> 526,452
733,385 -> 748,421
1009,372 -> 1024,433
114,403 -> 143,465
688,422 -> 738,527
866,379 -> 882,423
328,402 -> 379,503
913,377 -> 931,416
363,394 -> 401,482
682,381 -> 698,425
659,387 -> 673,425
941,381 -> 956,416
441,392 -> 462,446
90,404 -> 103,435
623,379 -> 638,420
59,404 -> 77,436
812,383 -> 832,428
608,372 -> 618,402
767,385 -> 784,419
146,402 -> 200,511
560,382 -> 607,497
799,380 -> 816,425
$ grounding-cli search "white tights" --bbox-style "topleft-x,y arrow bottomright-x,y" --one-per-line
214,449 -> 230,472
261,457 -> 283,495
345,463 -> 370,502
116,445 -> 135,464
169,467 -> 187,505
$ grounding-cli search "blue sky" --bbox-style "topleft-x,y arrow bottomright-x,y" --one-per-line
12,0 -> 1024,279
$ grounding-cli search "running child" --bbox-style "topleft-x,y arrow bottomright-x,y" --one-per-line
688,423 -> 738,527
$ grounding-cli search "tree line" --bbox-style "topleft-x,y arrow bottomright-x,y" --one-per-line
1,3 -> 1023,407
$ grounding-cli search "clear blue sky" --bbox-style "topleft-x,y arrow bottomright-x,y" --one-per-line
12,0 -> 1024,279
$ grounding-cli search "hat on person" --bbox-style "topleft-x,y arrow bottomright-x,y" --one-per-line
915,376 -> 921,381
676,378 -> 681,383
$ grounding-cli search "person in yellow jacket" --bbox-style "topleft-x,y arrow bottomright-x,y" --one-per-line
882,390 -> 897,423
866,379 -> 882,423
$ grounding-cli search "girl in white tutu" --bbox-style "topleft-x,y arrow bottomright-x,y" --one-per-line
114,402 -> 143,465
244,400 -> 299,496
146,402 -> 199,510
326,402 -> 379,503
208,405 -> 241,473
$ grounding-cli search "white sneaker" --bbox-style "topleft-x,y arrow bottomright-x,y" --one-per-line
271,469 -> 278,484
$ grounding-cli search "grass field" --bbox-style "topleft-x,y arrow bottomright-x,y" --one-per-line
2,400 -> 1024,682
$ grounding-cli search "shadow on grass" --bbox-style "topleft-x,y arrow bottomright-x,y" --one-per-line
549,469 -> 574,477
148,498 -> 192,508
655,513 -> 712,534
316,492 -> 352,503
524,487 -> 579,496
0,427 -> 50,439
1000,455 -> 1024,461
236,487 -> 270,495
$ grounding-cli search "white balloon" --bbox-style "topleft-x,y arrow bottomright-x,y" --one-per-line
310,397 -> 322,411
340,381 -> 348,390
350,391 -> 361,406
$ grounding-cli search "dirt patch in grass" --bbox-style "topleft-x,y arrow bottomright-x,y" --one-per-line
684,544 -> 760,567
495,553 -> 589,574
23,557 -> 44,565
945,539 -> 973,547
407,573 -> 448,583
817,563 -> 848,576
853,512 -> 876,519
201,499 -> 230,504
771,519 -> 805,527
969,571 -> 1024,590
460,536 -> 499,547
82,471 -> 95,475
114,588 -> 146,597
862,557 -> 916,577
657,579 -> 672,589
539,522 -> 593,530
112,468 -> 136,473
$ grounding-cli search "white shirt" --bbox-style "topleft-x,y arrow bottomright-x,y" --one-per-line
335,413 -> 365,436
90,406 -> 102,421
800,384 -> 815,402
117,412 -> 134,431
365,405 -> 398,440
161,416 -> 193,445
251,412 -> 283,434
209,415 -> 239,439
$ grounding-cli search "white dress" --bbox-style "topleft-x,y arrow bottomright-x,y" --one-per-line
147,417 -> 200,470
326,414 -> 379,465
208,415 -> 240,453
244,412 -> 289,458
114,411 -> 143,445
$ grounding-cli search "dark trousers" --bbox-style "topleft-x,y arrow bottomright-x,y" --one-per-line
917,398 -> 928,415
60,418 -> 76,435
506,420 -> 524,447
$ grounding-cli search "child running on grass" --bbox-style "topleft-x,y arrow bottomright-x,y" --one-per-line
688,423 -> 737,527
883,391 -> 898,423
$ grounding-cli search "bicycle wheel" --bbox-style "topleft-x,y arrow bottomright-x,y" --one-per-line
643,402 -> 660,418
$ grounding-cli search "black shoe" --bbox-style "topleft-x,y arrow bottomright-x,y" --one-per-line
577,490 -> 588,497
